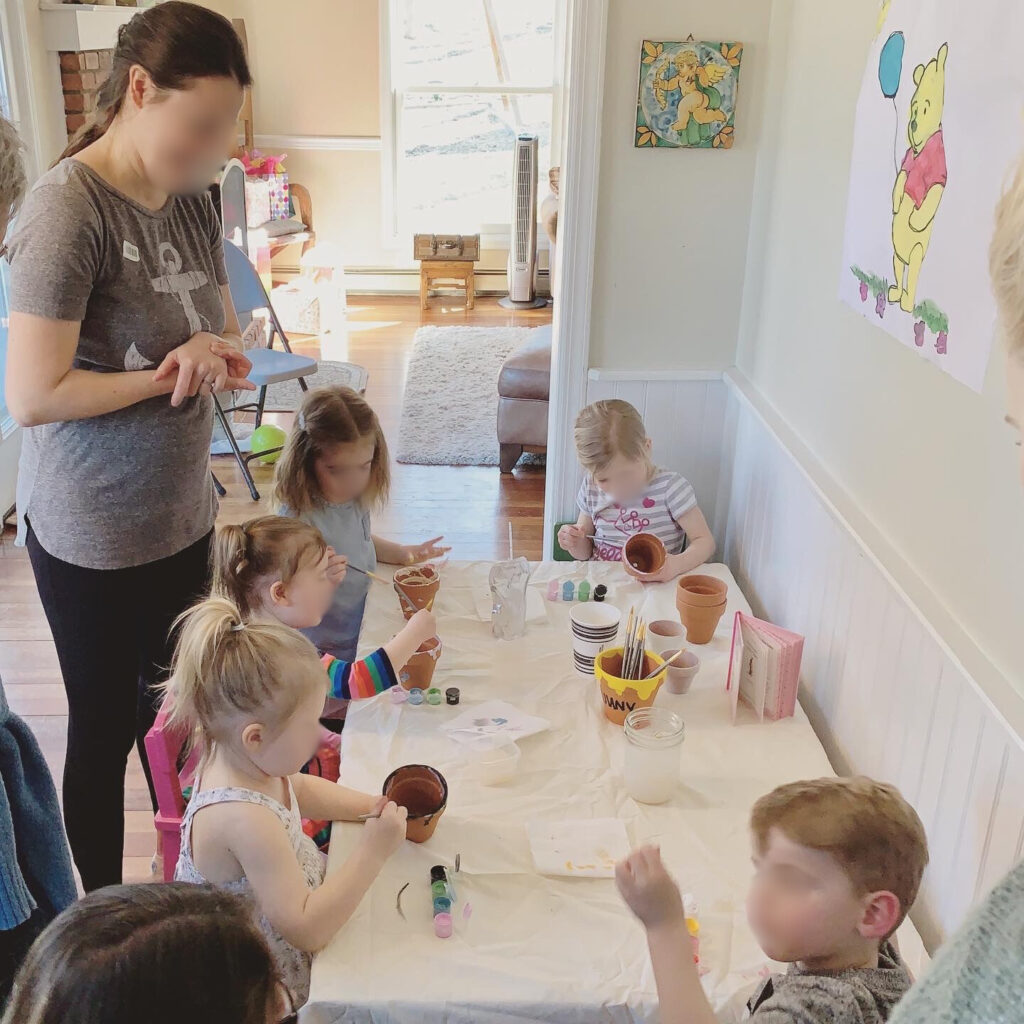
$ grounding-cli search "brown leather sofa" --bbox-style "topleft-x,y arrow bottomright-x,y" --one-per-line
497,324 -> 552,472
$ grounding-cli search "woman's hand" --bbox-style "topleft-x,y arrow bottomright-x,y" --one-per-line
209,338 -> 254,384
152,332 -> 255,407
402,536 -> 451,565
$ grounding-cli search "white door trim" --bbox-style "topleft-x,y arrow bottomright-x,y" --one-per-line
542,0 -> 608,556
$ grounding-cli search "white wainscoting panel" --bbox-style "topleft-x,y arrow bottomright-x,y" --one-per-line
586,366 -> 1024,949
585,372 -> 729,547
722,372 -> 1024,949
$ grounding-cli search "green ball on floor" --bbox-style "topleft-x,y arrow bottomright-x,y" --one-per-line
251,424 -> 287,465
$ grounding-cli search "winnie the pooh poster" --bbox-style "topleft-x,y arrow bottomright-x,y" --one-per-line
839,0 -> 1024,391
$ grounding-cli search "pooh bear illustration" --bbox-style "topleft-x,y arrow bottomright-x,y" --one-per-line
889,43 -> 948,313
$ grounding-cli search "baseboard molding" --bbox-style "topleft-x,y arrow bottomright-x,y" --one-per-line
270,266 -> 551,298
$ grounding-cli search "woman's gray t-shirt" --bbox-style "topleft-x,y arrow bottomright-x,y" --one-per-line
9,159 -> 228,569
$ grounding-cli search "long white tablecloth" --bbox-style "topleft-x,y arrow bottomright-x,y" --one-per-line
306,562 -> 925,1023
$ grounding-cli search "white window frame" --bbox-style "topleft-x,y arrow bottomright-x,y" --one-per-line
378,0 -> 565,251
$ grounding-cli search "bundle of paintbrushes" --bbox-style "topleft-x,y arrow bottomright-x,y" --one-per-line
620,607 -> 649,681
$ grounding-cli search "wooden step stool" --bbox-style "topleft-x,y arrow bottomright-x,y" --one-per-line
419,259 -> 475,311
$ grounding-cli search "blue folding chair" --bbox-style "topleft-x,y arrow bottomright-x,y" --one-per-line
215,239 -> 319,500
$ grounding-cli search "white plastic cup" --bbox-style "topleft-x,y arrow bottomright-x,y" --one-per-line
647,619 -> 686,655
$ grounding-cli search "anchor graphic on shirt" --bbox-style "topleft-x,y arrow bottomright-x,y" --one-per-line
124,241 -> 211,370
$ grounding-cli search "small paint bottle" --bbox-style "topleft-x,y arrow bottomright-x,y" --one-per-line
430,879 -> 449,899
561,580 -> 575,602
446,687 -> 460,705
408,687 -> 424,706
390,687 -> 410,705
434,912 -> 453,938
426,687 -> 442,705
594,583 -> 608,603
430,865 -> 447,883
433,896 -> 452,916
546,579 -> 560,602
577,580 -> 591,602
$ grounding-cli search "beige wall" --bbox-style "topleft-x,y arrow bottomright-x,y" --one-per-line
204,0 -> 381,137
737,0 -> 1024,697
199,0 -> 399,268
588,0 -> 773,370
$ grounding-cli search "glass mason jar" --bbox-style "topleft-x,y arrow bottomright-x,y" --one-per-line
623,707 -> 685,804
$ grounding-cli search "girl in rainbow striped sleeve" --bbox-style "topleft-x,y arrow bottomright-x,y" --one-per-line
214,516 -> 436,721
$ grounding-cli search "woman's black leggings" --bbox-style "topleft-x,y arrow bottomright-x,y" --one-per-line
26,524 -> 212,891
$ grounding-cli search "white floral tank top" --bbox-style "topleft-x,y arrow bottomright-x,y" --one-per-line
175,780 -> 325,1005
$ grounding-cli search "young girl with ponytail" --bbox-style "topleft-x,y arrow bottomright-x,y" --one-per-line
213,516 -> 436,715
165,597 -> 408,1006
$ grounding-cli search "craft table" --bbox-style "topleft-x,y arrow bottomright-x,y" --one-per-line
305,562 -> 926,1023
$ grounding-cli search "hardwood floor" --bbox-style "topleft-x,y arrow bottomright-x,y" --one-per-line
0,294 -> 550,885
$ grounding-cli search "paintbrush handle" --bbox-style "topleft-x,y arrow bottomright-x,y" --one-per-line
347,564 -> 389,585
640,647 -> 685,680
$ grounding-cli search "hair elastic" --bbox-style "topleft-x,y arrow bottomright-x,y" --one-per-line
230,622 -> 246,632
296,411 -> 307,430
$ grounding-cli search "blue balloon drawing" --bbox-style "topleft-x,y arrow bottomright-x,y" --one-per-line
878,31 -> 905,98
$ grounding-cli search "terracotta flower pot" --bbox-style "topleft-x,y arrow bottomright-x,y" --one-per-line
594,646 -> 666,726
676,599 -> 727,645
399,635 -> 442,691
393,565 -> 441,620
622,533 -> 667,578
382,764 -> 448,843
676,574 -> 728,608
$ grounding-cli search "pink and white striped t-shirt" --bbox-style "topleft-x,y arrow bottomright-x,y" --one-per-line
576,468 -> 697,562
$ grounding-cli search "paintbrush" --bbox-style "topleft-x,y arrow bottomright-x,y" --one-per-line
346,563 -> 389,585
639,647 -> 686,681
584,534 -> 623,547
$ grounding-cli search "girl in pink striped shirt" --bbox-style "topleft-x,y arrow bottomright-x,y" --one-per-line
558,400 -> 715,581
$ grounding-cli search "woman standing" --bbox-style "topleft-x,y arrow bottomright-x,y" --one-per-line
3,2 -> 253,890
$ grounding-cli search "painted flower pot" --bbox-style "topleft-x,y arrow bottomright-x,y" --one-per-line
399,635 -> 442,691
382,764 -> 448,843
594,646 -> 665,727
660,648 -> 701,695
676,574 -> 728,608
393,564 -> 441,620
676,599 -> 727,645
622,533 -> 667,578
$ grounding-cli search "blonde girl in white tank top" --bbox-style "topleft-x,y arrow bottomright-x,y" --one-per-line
162,598 -> 408,1005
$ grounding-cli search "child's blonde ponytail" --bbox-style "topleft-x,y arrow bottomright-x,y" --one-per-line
212,517 -> 329,620
162,596 -> 325,751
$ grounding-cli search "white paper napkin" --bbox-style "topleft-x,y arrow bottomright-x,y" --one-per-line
527,818 -> 631,879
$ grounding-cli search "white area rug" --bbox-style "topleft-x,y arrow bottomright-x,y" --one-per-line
396,325 -> 545,467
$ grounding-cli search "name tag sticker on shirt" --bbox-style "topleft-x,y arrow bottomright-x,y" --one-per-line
122,240 -> 140,262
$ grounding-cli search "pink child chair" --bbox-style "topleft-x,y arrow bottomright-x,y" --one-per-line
144,702 -> 200,882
